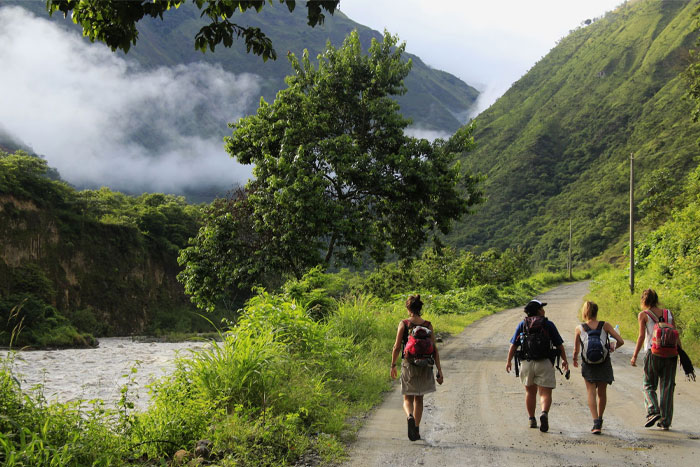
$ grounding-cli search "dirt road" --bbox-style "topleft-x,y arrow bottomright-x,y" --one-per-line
343,281 -> 700,466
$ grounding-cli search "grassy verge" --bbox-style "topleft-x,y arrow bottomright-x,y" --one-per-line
586,267 -> 700,362
0,270 -> 577,466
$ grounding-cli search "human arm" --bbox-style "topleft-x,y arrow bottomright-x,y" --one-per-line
604,321 -> 624,351
506,343 -> 517,373
573,326 -> 581,368
390,321 -> 404,379
558,344 -> 569,372
630,312 -> 647,366
548,321 -> 568,372
428,323 -> 443,384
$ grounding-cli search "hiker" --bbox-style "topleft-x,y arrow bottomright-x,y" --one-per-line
390,294 -> 444,441
630,289 -> 680,430
506,299 -> 569,432
572,301 -> 624,434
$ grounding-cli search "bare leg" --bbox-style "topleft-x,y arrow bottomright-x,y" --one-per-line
597,383 -> 607,419
403,395 -> 414,418
413,395 -> 424,426
585,380 -> 599,419
525,385 -> 538,417
539,386 -> 552,413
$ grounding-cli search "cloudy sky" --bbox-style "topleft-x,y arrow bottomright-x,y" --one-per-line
340,0 -> 624,114
0,0 -> 624,195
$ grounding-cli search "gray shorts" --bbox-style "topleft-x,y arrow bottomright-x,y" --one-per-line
519,359 -> 556,388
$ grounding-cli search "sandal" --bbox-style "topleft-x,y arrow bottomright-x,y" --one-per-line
591,418 -> 602,435
645,413 -> 661,428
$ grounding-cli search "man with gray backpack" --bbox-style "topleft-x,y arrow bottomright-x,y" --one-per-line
573,301 -> 624,434
506,299 -> 569,432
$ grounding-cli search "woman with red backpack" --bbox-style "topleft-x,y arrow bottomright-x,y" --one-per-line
390,294 -> 443,441
630,289 -> 680,430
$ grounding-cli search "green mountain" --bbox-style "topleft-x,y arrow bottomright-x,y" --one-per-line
451,0 -> 700,269
4,1 -> 478,133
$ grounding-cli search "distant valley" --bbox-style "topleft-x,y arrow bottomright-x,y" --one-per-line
0,0 -> 478,201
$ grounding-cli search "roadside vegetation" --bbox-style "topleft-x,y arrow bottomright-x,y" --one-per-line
1,263 -> 576,466
587,165 -> 700,362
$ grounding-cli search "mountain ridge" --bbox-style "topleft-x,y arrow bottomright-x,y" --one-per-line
450,0 -> 700,268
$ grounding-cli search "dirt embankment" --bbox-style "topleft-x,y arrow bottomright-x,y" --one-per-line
343,281 -> 700,466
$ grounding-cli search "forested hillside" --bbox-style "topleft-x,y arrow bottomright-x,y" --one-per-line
0,152 -> 208,346
2,0 -> 478,133
452,0 -> 700,268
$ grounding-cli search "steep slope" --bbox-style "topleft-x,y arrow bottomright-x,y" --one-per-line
452,0 -> 700,268
3,1 -> 478,133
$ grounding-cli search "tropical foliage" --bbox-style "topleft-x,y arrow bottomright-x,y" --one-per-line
588,164 -> 700,361
452,0 -> 700,269
44,0 -> 338,56
179,31 -> 482,311
0,151 -> 206,345
1,265 -> 570,465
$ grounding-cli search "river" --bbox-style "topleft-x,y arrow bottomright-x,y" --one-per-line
1,337 -> 208,411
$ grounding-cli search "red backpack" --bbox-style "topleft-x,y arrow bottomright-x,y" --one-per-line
645,309 -> 679,358
402,319 -> 435,367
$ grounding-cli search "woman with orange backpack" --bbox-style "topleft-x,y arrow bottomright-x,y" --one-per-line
630,289 -> 680,430
390,294 -> 444,441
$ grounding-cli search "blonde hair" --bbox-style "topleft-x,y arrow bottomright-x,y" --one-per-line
581,301 -> 598,321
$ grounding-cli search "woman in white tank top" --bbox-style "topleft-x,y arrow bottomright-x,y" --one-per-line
630,289 -> 678,430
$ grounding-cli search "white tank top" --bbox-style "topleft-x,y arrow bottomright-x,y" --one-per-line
643,309 -> 673,351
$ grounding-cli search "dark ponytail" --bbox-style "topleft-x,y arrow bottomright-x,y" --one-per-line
406,294 -> 423,316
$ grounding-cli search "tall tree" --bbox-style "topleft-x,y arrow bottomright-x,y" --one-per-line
224,30 -> 482,274
45,0 -> 338,57
178,30 -> 482,312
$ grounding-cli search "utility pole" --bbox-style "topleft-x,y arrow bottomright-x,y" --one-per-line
630,153 -> 634,294
568,218 -> 572,280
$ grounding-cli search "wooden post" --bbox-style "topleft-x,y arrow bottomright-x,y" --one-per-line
630,153 -> 634,294
568,218 -> 572,280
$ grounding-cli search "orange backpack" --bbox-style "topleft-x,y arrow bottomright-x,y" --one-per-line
645,309 -> 679,358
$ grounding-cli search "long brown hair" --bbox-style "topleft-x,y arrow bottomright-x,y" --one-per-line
641,288 -> 659,309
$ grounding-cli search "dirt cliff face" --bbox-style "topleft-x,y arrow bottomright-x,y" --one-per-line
0,195 -> 191,336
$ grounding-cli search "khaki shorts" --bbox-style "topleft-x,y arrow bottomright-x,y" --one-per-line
519,359 -> 556,388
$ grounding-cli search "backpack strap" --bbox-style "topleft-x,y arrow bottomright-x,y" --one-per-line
644,309 -> 659,323
401,319 -> 410,357
662,309 -> 672,325
581,323 -> 592,332
596,321 -> 605,331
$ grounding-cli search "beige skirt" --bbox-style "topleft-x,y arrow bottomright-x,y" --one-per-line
400,359 -> 436,395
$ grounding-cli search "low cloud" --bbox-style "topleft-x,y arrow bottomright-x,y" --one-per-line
0,6 -> 260,195
405,127 -> 453,142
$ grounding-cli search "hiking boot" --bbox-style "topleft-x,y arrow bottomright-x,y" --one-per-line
645,413 -> 661,428
529,417 -> 538,429
539,412 -> 549,433
414,425 -> 421,440
592,418 -> 602,435
407,415 -> 417,441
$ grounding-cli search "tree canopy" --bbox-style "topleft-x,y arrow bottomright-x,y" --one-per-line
178,30 -> 482,312
45,0 -> 339,57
